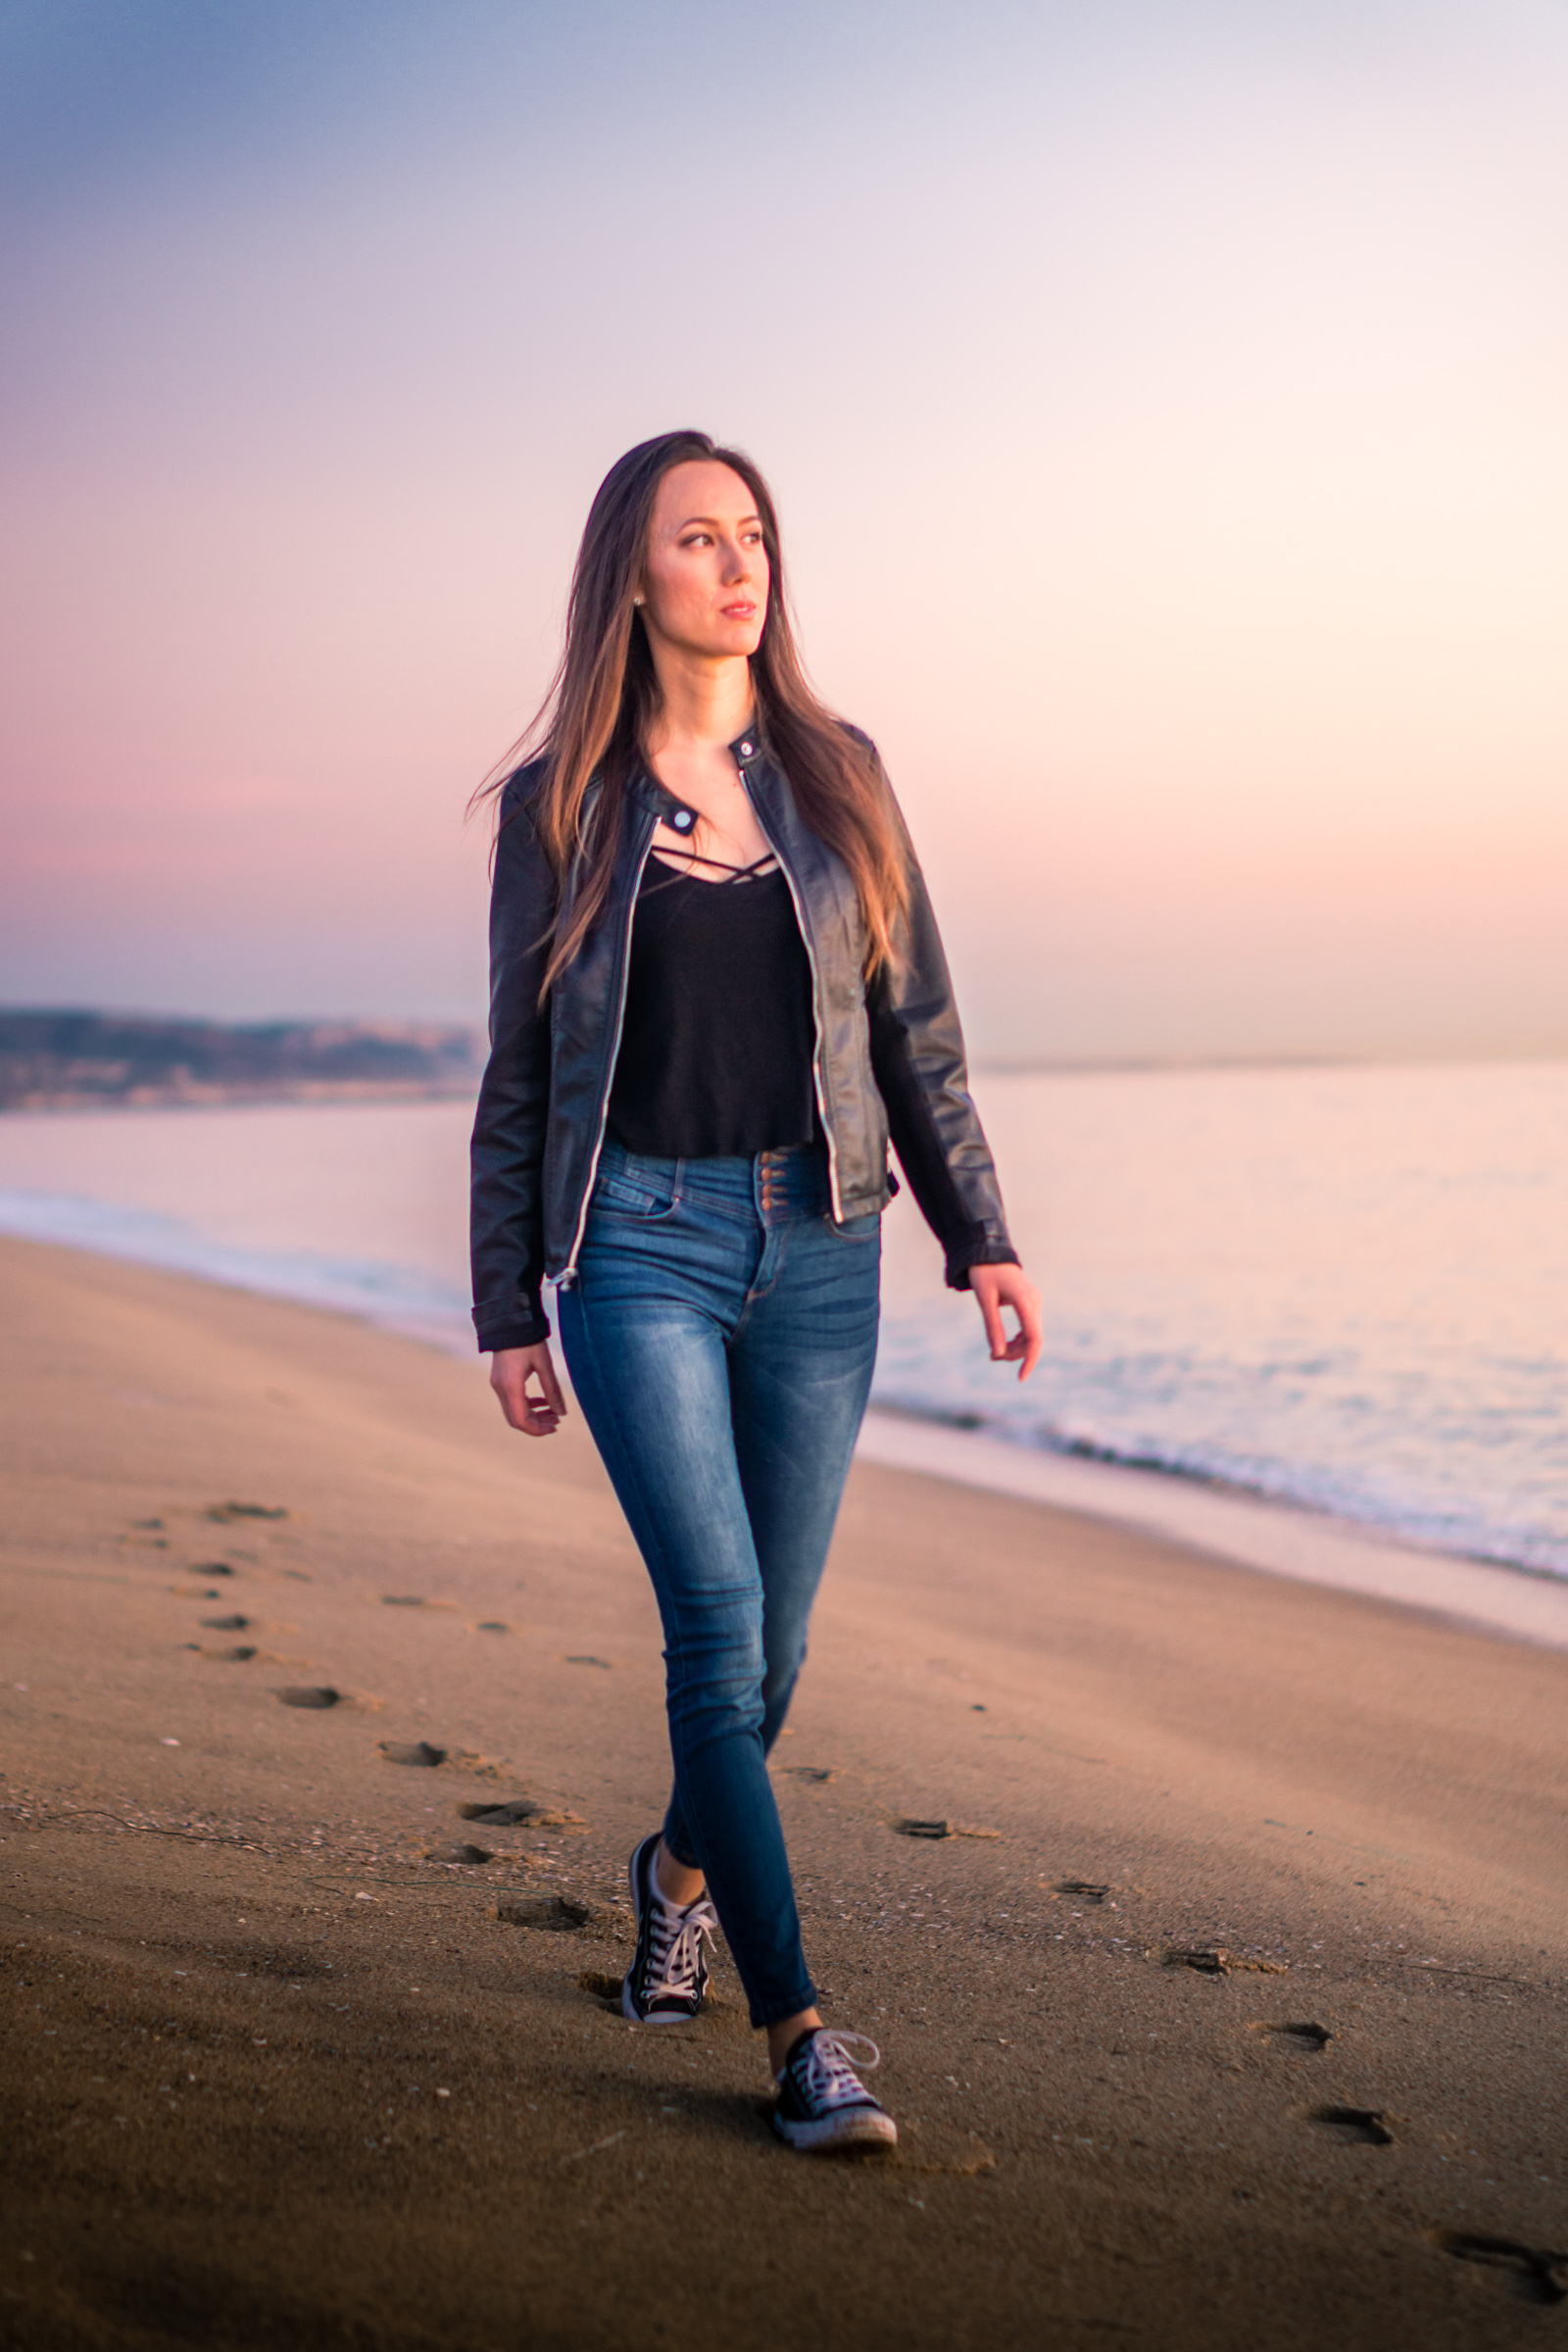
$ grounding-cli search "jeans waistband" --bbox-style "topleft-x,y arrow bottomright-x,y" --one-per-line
598,1140 -> 831,1225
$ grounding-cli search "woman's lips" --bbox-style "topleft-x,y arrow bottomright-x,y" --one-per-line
720,601 -> 757,618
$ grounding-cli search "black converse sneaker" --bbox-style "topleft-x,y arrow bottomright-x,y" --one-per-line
621,1833 -> 717,2025
772,2029 -> 899,2153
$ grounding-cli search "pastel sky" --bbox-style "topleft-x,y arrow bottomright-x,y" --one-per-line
3,0 -> 1565,1061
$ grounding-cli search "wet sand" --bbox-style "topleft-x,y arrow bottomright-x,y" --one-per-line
2,1233 -> 1565,2350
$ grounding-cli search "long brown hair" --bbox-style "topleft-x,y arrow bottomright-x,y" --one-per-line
477,429 -> 909,997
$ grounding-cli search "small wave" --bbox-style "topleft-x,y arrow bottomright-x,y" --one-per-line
868,1377 -> 1568,1586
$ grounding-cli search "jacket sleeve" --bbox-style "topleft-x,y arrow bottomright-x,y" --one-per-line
469,773 -> 556,1350
865,786 -> 1020,1292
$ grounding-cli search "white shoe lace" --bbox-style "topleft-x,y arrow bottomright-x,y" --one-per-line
796,2030 -> 882,2106
645,1890 -> 716,2004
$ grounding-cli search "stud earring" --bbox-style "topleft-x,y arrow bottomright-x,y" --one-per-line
633,595 -> 645,607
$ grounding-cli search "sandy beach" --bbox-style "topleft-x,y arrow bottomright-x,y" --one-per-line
2,1231 -> 1564,2350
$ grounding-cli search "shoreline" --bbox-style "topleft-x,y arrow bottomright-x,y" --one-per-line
0,1197 -> 1561,1642
856,1407 -> 1568,1651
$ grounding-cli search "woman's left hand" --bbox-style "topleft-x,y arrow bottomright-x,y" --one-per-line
970,1263 -> 1043,1381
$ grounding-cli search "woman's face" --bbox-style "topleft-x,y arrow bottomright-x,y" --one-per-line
639,461 -> 769,662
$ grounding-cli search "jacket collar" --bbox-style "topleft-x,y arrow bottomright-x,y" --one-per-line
622,726 -> 769,825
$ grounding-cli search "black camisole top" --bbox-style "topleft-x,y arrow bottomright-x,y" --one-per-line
606,856 -> 817,1159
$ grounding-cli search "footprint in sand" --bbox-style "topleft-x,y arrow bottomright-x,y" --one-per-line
192,1561 -> 236,1578
379,1740 -> 447,1767
498,1893 -> 620,1937
475,1622 -> 509,1634
565,1654 -> 612,1668
201,1614 -> 250,1632
428,1841 -> 493,1866
460,1798 -> 586,1830
1250,2020 -> 1331,2051
274,1686 -> 340,1709
577,1969 -> 626,2001
1299,2104 -> 1395,2146
187,1643 -> 258,1662
207,1501 -> 288,1523
1050,1880 -> 1109,1904
895,2143 -> 998,2180
783,1766 -> 837,1785
1428,2230 -> 1567,2306
889,1817 -> 1001,1841
1156,1945 -> 1288,1976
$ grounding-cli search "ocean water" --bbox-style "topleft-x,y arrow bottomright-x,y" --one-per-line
877,1061 -> 1568,1581
0,1061 -> 1563,1582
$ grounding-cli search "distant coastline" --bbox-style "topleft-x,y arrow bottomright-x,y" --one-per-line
0,1008 -> 483,1112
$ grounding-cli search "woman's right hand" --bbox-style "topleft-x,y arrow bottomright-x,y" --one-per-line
489,1343 -> 567,1437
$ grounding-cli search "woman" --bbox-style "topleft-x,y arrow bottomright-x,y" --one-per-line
470,429 -> 1041,2155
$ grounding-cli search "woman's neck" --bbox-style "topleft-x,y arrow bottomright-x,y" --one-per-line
644,649 -> 755,756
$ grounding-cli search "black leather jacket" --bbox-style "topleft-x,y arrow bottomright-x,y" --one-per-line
469,729 -> 1017,1350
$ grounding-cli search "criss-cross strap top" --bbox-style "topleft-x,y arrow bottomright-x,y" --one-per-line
606,854 -> 817,1160
645,844 -> 780,890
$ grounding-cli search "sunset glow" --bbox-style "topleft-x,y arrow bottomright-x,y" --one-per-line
3,0 -> 1565,1058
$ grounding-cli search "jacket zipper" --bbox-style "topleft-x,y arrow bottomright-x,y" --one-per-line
743,774 -> 845,1224
558,823 -> 656,1287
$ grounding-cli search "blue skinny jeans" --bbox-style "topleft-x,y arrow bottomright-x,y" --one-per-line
557,1141 -> 880,2029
